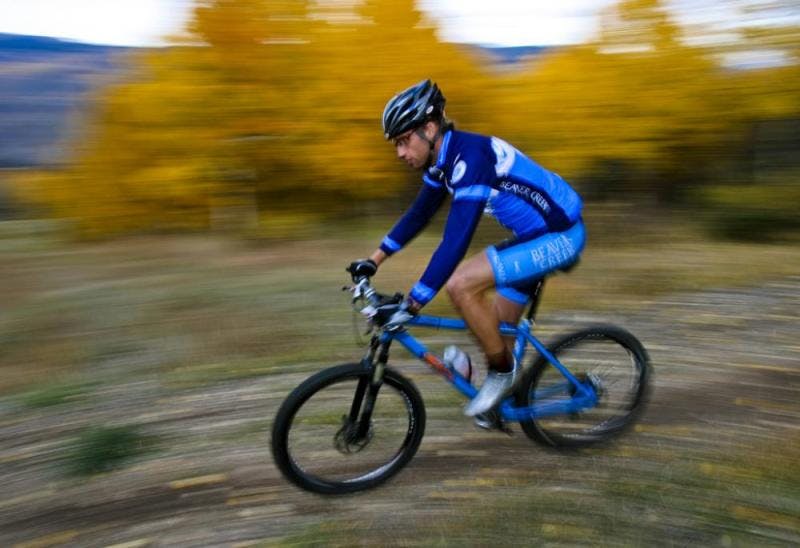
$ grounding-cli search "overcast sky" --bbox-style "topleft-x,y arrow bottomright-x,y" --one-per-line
0,0 -> 618,47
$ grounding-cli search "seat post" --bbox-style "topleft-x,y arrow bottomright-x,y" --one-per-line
525,279 -> 545,321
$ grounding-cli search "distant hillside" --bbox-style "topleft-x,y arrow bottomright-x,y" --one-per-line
0,34 -> 127,56
0,34 -> 134,167
0,34 -> 551,168
479,45 -> 551,65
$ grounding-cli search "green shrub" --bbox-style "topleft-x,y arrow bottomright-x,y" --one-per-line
20,381 -> 91,408
68,425 -> 155,475
697,179 -> 800,242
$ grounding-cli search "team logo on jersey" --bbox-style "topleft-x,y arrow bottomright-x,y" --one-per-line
452,160 -> 467,183
499,181 -> 552,213
491,137 -> 515,176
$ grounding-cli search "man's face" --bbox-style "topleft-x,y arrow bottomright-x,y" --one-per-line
392,125 -> 431,170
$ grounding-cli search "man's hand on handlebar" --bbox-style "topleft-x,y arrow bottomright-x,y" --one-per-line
405,297 -> 422,314
346,259 -> 423,328
385,299 -> 414,328
347,259 -> 378,281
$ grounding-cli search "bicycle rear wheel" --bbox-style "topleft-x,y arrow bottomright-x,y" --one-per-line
516,325 -> 650,448
271,363 -> 425,494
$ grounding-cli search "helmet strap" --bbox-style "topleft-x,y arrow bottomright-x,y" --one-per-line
415,124 -> 439,168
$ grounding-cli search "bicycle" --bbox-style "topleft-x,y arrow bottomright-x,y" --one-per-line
271,266 -> 650,495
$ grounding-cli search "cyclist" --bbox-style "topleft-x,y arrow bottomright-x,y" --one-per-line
350,79 -> 585,420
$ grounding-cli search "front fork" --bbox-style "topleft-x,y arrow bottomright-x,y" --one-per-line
348,334 -> 391,441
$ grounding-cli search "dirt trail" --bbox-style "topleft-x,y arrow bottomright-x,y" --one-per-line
1,278 -> 799,546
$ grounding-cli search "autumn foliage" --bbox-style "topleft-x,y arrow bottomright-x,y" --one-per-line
12,0 -> 800,238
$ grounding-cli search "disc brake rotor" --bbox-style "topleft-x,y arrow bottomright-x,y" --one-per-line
333,416 -> 374,454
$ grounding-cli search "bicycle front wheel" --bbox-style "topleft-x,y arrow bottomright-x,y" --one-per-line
516,325 -> 650,448
271,363 -> 425,494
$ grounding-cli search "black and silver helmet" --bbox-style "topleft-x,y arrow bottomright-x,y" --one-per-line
382,80 -> 446,140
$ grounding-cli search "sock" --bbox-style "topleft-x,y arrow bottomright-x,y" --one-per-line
487,348 -> 513,373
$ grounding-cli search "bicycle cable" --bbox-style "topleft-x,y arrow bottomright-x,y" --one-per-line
349,292 -> 373,346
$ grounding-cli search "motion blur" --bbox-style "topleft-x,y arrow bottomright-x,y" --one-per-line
0,1 -> 798,546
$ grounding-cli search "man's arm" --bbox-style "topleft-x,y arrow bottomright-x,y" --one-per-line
369,248 -> 388,268
367,186 -> 488,313
378,180 -> 447,259
363,180 -> 446,312
407,185 -> 490,308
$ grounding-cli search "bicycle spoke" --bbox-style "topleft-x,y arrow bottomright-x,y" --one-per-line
518,326 -> 649,447
285,377 -> 413,484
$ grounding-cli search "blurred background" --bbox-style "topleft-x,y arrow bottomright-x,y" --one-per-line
0,0 -> 798,546
2,0 -> 799,240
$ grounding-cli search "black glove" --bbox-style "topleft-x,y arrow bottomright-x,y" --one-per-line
347,259 -> 378,280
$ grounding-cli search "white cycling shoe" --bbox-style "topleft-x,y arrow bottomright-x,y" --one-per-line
464,368 -> 517,417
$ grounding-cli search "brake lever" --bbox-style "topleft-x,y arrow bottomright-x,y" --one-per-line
343,281 -> 365,302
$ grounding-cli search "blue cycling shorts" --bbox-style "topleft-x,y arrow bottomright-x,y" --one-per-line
485,221 -> 586,305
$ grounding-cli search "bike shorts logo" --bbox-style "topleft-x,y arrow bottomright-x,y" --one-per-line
451,160 -> 467,183
490,249 -> 507,283
498,181 -> 551,213
529,235 -> 575,271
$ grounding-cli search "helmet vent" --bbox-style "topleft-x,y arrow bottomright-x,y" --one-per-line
382,79 -> 446,140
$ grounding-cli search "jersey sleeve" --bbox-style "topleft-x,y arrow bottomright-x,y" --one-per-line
408,146 -> 496,305
379,175 -> 447,256
408,193 -> 488,305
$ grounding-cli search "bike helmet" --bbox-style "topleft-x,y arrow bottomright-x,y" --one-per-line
382,80 -> 446,140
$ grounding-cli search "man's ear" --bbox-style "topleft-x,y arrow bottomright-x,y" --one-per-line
425,120 -> 439,141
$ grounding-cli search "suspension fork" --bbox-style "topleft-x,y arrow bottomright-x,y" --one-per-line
349,334 -> 391,439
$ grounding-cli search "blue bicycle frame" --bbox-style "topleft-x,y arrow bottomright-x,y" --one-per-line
383,314 -> 598,422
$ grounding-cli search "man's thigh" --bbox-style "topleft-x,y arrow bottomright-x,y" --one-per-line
453,251 -> 527,322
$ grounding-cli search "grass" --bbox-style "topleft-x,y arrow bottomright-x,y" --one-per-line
0,208 -> 799,395
0,213 -> 797,546
17,379 -> 93,408
67,425 -> 156,476
271,435 -> 800,546
276,522 -> 361,547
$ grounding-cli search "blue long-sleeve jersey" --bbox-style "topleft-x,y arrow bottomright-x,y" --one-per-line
380,129 -> 583,306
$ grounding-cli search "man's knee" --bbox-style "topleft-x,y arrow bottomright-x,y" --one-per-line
447,253 -> 496,303
446,269 -> 490,303
445,271 -> 468,302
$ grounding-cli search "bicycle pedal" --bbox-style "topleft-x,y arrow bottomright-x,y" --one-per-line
473,411 -> 513,436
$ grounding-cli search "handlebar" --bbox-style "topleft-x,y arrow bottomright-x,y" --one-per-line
344,276 -> 405,330
346,276 -> 403,307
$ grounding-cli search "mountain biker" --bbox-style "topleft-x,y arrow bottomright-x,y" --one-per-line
349,79 -> 585,419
